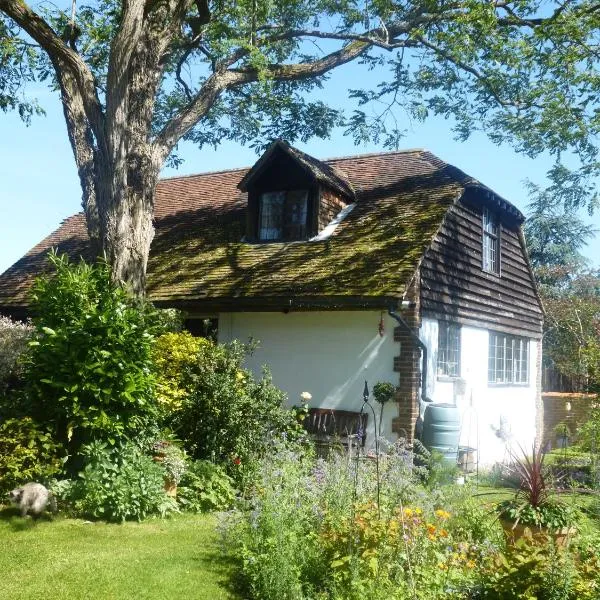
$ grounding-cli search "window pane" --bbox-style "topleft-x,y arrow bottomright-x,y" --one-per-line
483,209 -> 498,235
437,322 -> 461,377
482,209 -> 499,273
488,332 -> 529,384
259,192 -> 285,240
284,190 -> 308,240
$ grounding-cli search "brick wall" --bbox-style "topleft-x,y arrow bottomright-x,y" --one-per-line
391,279 -> 421,441
541,392 -> 599,448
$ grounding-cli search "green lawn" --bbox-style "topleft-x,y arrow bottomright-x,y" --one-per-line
0,508 -> 239,600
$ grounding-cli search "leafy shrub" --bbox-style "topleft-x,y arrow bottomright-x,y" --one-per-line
0,315 -> 32,395
62,440 -> 178,522
177,460 -> 237,512
476,537 -> 599,600
155,332 -> 301,484
0,417 -> 64,494
22,253 -> 160,460
152,331 -> 206,412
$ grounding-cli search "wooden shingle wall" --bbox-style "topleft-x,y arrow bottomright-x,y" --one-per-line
420,191 -> 543,338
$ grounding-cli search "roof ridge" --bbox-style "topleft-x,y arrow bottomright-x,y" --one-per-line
158,147 -> 430,183
324,147 -> 427,163
159,165 -> 250,182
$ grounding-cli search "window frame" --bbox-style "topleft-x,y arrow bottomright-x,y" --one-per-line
257,189 -> 309,242
488,332 -> 529,386
437,321 -> 461,379
482,207 -> 501,275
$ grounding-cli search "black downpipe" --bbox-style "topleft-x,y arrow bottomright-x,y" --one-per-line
387,307 -> 434,437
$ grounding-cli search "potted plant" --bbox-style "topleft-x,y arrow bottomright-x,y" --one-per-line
152,440 -> 187,497
497,444 -> 575,545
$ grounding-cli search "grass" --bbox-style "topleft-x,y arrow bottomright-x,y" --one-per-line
0,508 -> 239,600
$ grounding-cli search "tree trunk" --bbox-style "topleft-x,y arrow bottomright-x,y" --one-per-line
96,149 -> 159,296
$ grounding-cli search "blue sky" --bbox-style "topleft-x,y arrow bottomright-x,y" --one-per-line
0,61 -> 598,275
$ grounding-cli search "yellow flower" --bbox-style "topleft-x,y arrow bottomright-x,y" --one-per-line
435,509 -> 451,520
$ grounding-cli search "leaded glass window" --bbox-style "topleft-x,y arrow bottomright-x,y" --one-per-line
483,208 -> 500,273
258,190 -> 308,241
488,332 -> 529,384
437,322 -> 461,377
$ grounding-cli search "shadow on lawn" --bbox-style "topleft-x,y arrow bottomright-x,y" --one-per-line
0,505 -> 56,531
197,547 -> 241,597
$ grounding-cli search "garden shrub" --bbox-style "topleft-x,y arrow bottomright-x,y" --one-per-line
0,417 -> 64,494
61,440 -> 178,522
0,315 -> 31,395
22,253 -> 160,460
154,332 -> 302,484
152,331 -> 206,412
476,536 -> 599,600
177,460 -> 237,512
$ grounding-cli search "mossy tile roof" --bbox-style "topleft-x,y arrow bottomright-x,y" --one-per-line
0,149 -> 483,311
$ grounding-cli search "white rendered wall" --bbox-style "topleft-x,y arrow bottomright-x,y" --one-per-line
218,311 -> 399,447
420,317 -> 539,465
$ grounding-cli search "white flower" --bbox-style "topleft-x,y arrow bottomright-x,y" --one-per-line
300,392 -> 312,402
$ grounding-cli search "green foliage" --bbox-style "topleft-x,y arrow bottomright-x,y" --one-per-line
3,0 -> 600,219
0,315 -> 31,395
152,331 -> 206,412
177,460 -> 237,512
225,447 -> 487,600
372,382 -> 396,405
524,188 -> 597,292
477,537 -> 600,600
22,253 -> 160,458
156,332 -> 300,484
542,272 -> 600,393
0,417 -> 64,494
61,440 -> 178,522
497,445 -> 574,530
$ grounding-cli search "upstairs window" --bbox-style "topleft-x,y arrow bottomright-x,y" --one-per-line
259,190 -> 308,241
482,208 -> 499,273
437,322 -> 461,377
488,332 -> 529,384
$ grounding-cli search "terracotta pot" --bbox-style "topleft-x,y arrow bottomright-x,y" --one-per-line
500,519 -> 576,546
164,479 -> 177,498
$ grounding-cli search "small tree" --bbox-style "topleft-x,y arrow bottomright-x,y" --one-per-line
22,253 -> 160,463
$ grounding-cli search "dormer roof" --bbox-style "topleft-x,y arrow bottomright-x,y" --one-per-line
238,139 -> 356,200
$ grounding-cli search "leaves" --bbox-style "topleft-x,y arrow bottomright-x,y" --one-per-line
21,253 -> 162,464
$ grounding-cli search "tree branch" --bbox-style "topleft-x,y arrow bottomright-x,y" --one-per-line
415,35 -> 542,110
54,60 -> 100,244
0,0 -> 104,143
153,37 -> 373,161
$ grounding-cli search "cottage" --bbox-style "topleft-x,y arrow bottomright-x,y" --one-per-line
0,141 -> 544,465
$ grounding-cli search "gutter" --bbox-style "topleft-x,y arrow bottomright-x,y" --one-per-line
387,307 -> 434,434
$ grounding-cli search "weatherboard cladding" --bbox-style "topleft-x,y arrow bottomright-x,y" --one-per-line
420,198 -> 543,337
0,148 -> 536,323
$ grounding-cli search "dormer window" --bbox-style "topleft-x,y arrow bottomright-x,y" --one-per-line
238,140 -> 355,243
259,190 -> 308,241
